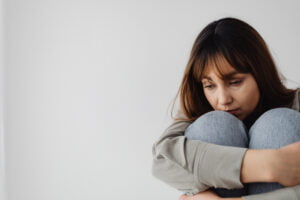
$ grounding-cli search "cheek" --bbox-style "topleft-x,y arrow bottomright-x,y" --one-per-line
251,90 -> 260,107
204,93 -> 217,108
241,84 -> 260,108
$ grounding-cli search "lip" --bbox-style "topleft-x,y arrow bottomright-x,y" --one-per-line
226,108 -> 240,115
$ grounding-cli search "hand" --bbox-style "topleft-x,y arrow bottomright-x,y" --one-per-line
273,141 -> 300,186
179,190 -> 221,200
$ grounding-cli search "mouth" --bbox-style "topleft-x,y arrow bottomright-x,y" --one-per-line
226,108 -> 240,115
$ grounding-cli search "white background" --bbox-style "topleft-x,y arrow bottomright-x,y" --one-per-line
1,0 -> 300,200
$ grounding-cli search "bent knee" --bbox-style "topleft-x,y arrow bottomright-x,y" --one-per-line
186,111 -> 242,133
253,107 -> 300,128
192,110 -> 242,126
249,108 -> 300,148
185,111 -> 248,147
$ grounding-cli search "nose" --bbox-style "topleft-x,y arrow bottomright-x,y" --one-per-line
218,87 -> 233,107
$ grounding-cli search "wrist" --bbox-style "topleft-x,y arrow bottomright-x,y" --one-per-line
267,149 -> 280,183
241,149 -> 276,183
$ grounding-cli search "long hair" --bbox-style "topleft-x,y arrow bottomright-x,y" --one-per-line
173,17 -> 296,125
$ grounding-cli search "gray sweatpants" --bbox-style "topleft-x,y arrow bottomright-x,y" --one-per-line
185,108 -> 300,197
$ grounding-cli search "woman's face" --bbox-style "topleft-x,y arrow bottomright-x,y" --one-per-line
201,59 -> 260,120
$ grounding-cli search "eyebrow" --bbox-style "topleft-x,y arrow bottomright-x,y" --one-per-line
202,71 -> 241,81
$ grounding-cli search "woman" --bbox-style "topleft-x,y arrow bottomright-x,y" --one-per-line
152,17 -> 300,200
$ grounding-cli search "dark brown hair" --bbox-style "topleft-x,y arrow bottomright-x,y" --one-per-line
173,17 -> 296,126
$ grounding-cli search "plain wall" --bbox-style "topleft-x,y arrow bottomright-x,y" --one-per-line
0,0 -> 5,199
3,0 -> 300,200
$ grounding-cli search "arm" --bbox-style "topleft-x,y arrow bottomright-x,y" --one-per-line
242,142 -> 300,186
152,108 -> 300,195
240,149 -> 275,184
152,108 -> 247,195
178,142 -> 300,200
242,142 -> 300,200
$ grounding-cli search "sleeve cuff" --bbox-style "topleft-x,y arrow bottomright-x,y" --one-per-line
195,143 -> 247,189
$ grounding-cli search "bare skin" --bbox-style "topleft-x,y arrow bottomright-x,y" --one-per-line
201,56 -> 260,121
180,142 -> 300,200
180,58 -> 300,200
270,141 -> 300,186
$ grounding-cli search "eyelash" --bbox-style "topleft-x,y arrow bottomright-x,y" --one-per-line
203,83 -> 216,90
203,80 -> 243,89
229,80 -> 243,85
204,84 -> 214,89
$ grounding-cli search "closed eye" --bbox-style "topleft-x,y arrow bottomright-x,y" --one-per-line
229,80 -> 243,85
202,80 -> 215,89
204,85 -> 213,88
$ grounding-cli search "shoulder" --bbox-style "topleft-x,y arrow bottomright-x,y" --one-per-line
173,107 -> 189,120
291,88 -> 300,111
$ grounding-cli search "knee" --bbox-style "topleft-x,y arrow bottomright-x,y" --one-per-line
251,108 -> 300,131
185,111 -> 248,147
249,108 -> 300,148
259,107 -> 299,120
186,111 -> 242,134
192,110 -> 241,124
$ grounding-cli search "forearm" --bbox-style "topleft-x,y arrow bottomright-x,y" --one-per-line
241,142 -> 300,186
240,149 -> 276,183
153,115 -> 248,193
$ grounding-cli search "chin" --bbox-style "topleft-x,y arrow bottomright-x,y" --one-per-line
237,115 -> 245,120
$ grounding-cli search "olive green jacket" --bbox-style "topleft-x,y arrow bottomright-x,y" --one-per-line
152,88 -> 300,200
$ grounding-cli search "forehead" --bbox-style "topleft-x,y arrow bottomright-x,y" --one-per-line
202,55 -> 238,80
